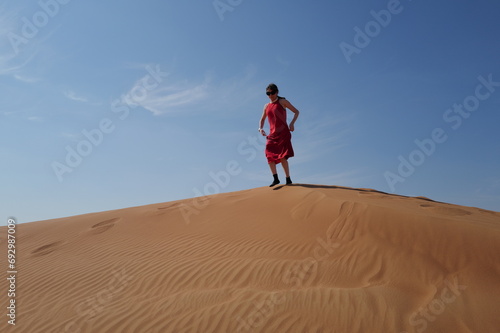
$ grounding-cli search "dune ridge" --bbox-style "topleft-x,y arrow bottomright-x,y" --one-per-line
1,184 -> 499,333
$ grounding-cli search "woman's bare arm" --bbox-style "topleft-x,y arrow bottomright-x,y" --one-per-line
259,104 -> 268,136
280,99 -> 300,132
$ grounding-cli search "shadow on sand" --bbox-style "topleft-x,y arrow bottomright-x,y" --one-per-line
272,183 -> 437,202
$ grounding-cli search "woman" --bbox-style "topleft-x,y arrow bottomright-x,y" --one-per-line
259,83 -> 300,187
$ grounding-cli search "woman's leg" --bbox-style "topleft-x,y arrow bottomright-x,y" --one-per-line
281,158 -> 290,178
268,162 -> 280,187
269,162 -> 277,175
281,158 -> 293,185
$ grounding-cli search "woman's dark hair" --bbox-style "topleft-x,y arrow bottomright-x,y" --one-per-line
266,83 -> 279,93
266,83 -> 285,100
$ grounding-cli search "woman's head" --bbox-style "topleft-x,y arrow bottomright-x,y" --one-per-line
266,83 -> 279,98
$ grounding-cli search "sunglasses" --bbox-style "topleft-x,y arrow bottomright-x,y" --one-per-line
266,90 -> 277,96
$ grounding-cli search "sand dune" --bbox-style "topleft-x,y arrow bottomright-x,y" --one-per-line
1,184 -> 500,333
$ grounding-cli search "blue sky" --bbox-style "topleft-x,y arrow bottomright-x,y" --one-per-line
1,0 -> 499,224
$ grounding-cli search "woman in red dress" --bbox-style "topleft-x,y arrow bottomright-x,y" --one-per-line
258,83 -> 300,187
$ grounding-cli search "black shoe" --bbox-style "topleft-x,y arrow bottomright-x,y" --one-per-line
270,174 -> 280,187
286,177 -> 292,185
269,179 -> 280,187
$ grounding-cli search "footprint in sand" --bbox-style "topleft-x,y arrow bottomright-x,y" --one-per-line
89,217 -> 121,235
31,241 -> 64,256
419,204 -> 471,216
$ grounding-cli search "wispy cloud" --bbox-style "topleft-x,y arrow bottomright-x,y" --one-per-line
13,73 -> 40,83
0,4 -> 18,46
59,132 -> 82,142
0,50 -> 40,78
294,113 -> 356,165
121,70 -> 210,116
27,116 -> 43,122
0,1 -> 61,78
122,65 -> 260,116
0,4 -> 26,75
64,90 -> 89,103
141,79 -> 210,115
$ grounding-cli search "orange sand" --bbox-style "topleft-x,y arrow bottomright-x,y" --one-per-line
1,184 -> 499,332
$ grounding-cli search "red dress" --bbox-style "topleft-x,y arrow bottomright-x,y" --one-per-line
265,98 -> 294,164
